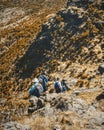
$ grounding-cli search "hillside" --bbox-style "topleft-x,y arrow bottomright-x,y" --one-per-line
0,0 -> 104,130
0,0 -> 67,96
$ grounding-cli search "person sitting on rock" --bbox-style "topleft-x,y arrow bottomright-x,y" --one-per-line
39,71 -> 48,92
29,78 -> 43,97
54,77 -> 63,93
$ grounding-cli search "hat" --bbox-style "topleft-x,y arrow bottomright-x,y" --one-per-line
32,78 -> 39,83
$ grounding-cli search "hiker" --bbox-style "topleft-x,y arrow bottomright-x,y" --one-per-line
54,77 -> 63,93
29,78 -> 43,97
39,71 -> 48,92
61,79 -> 68,92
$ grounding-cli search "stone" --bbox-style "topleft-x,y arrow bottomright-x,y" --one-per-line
73,90 -> 80,95
2,122 -> 29,130
29,97 -> 38,107
56,98 -> 69,111
89,116 -> 104,126
54,125 -> 61,130
37,98 -> 45,109
28,106 -> 36,114
40,106 -> 55,117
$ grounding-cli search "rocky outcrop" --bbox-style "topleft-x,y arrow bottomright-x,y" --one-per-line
16,88 -> 104,129
1,88 -> 104,129
28,97 -> 45,114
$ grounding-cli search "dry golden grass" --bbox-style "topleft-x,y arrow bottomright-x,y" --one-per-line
78,90 -> 103,105
0,0 -> 67,98
32,117 -> 51,130
0,0 -> 103,125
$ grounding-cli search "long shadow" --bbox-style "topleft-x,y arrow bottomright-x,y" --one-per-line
15,31 -> 52,79
15,4 -> 88,79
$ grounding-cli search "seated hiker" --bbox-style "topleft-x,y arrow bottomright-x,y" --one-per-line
54,77 -> 63,93
39,71 -> 48,92
29,78 -> 43,97
61,79 -> 68,92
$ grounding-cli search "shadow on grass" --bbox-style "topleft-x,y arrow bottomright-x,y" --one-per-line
15,32 -> 52,79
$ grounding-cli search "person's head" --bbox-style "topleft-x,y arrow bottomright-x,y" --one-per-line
56,77 -> 60,81
32,78 -> 39,83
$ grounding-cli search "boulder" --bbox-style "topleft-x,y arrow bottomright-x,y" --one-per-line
29,97 -> 38,107
56,98 -> 69,111
28,106 -> 36,114
40,107 -> 55,117
37,98 -> 45,109
54,125 -> 61,130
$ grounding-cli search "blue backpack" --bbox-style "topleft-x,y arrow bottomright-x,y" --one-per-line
39,75 -> 48,91
40,75 -> 48,83
29,84 -> 43,97
29,85 -> 35,96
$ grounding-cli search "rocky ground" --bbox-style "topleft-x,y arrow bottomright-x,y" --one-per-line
0,0 -> 104,130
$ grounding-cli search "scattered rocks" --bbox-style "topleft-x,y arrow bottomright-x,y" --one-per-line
2,122 -> 29,130
54,125 -> 61,130
28,96 -> 45,114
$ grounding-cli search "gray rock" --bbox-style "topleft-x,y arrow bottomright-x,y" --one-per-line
45,93 -> 59,102
37,98 -> 45,109
89,116 -> 104,126
73,90 -> 80,95
56,99 -> 69,111
29,97 -> 38,107
2,122 -> 29,130
28,106 -> 36,114
28,97 -> 39,114
87,106 -> 96,114
40,106 -> 55,117
54,125 -> 61,130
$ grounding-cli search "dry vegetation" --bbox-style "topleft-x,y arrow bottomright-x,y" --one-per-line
0,0 -> 68,124
0,0 -> 67,97
0,0 -> 104,128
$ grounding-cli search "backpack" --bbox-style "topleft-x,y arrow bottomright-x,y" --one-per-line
35,84 -> 43,95
39,75 -> 48,91
29,83 -> 43,97
29,85 -> 35,96
40,75 -> 48,83
54,81 -> 62,93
